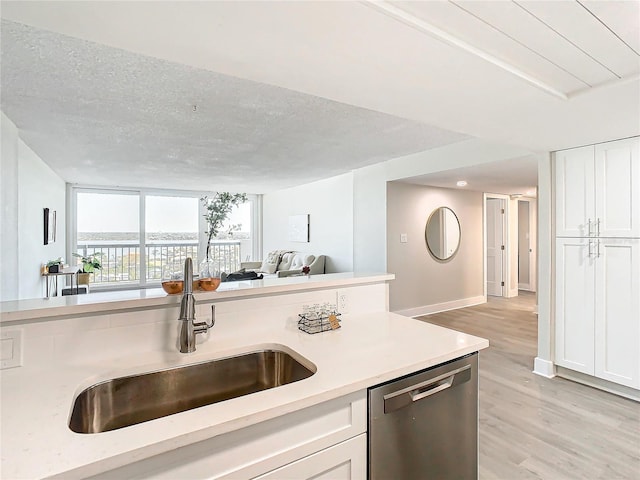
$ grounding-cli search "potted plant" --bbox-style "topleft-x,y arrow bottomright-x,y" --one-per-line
46,257 -> 64,274
200,192 -> 247,279
73,252 -> 103,285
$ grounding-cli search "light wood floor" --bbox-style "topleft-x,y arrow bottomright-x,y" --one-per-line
417,292 -> 640,480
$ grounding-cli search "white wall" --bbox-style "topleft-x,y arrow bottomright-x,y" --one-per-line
262,173 -> 353,273
353,138 -> 532,273
1,111 -> 66,301
1,113 -> 20,301
387,182 -> 485,315
535,154 -> 554,377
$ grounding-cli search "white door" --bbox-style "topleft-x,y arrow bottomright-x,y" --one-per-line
555,238 -> 595,375
594,238 -> 640,388
486,198 -> 504,297
555,145 -> 595,237
595,137 -> 640,238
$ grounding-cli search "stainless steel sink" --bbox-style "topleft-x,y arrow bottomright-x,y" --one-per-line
69,349 -> 316,434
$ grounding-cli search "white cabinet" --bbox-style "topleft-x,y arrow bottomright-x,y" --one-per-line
555,136 -> 640,391
555,238 -> 640,388
594,238 -> 640,387
254,434 -> 366,480
555,137 -> 640,238
89,391 -> 367,480
555,238 -> 595,375
555,145 -> 595,237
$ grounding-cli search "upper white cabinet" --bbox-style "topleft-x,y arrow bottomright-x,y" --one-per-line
555,145 -> 595,237
555,137 -> 640,238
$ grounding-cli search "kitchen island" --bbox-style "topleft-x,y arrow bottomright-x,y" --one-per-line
0,273 -> 488,479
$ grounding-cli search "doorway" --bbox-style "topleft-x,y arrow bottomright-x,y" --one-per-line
485,196 -> 506,297
517,198 -> 537,292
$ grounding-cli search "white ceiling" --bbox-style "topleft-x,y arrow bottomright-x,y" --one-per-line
1,20 -> 468,193
398,155 -> 539,196
1,1 -> 639,193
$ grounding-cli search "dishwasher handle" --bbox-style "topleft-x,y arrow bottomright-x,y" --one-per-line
383,364 -> 472,414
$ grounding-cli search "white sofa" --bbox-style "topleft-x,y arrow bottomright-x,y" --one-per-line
241,251 -> 326,278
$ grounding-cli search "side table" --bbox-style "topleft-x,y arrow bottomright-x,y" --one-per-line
42,268 -> 80,298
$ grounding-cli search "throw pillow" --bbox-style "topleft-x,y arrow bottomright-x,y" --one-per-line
260,251 -> 281,274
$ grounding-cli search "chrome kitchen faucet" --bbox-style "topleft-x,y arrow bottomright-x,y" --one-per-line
178,257 -> 215,353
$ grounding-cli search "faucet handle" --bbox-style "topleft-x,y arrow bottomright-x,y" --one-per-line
194,305 -> 216,334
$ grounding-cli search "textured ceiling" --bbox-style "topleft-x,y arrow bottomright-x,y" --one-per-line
2,0 -> 638,195
0,20 -> 468,193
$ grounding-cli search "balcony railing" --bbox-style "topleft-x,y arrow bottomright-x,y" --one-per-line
76,241 -> 242,285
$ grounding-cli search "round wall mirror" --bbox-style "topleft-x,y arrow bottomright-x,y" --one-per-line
425,207 -> 461,261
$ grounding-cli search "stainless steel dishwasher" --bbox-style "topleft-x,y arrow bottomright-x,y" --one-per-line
368,353 -> 478,479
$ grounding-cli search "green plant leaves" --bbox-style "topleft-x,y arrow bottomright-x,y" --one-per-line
201,192 -> 248,260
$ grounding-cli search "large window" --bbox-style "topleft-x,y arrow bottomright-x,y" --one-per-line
145,195 -> 199,283
76,191 -> 140,285
70,187 -> 259,289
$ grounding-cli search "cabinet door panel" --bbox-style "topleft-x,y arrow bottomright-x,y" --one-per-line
555,238 -> 595,374
254,434 -> 366,480
595,238 -> 640,388
555,146 -> 595,237
595,137 -> 640,238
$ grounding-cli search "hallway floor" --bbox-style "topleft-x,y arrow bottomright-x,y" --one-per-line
418,292 -> 640,480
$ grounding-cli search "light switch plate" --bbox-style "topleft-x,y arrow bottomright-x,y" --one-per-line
400,233 -> 408,243
1,330 -> 23,369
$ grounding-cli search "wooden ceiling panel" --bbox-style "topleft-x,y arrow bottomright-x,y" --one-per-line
393,0 -> 585,93
580,0 -> 640,55
517,0 -> 640,78
455,0 -> 616,87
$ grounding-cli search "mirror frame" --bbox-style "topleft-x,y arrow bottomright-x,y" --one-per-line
425,206 -> 461,262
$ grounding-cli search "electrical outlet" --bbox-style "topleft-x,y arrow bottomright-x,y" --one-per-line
337,291 -> 349,314
400,233 -> 408,243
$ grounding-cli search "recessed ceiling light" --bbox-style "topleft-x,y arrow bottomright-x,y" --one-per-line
456,181 -> 467,187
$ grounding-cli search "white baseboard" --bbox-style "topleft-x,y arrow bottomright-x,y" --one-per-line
533,357 -> 556,378
394,295 -> 486,318
556,367 -> 640,401
508,288 -> 519,298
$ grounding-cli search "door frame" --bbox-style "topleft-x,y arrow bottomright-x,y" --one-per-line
484,193 -> 510,298
517,197 -> 537,292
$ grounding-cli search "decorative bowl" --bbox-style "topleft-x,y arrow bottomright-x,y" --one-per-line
199,277 -> 221,291
161,280 -> 184,295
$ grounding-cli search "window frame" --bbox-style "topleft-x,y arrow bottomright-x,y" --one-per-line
67,184 -> 260,291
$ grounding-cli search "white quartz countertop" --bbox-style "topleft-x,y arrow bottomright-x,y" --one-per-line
1,310 -> 488,479
0,273 -> 394,323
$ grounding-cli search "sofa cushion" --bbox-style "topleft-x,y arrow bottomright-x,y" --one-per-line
279,252 -> 315,271
278,252 -> 294,271
260,251 -> 282,274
